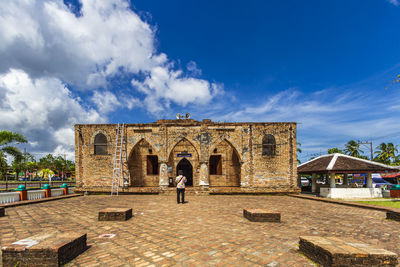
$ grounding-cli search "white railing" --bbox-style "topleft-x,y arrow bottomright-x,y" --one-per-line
69,187 -> 75,194
51,188 -> 64,197
27,190 -> 45,200
0,191 -> 20,204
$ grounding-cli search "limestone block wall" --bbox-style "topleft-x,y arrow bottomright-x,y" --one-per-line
75,124 -> 116,188
75,120 -> 297,192
248,124 -> 297,190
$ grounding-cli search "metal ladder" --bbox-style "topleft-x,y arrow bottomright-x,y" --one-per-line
111,123 -> 125,196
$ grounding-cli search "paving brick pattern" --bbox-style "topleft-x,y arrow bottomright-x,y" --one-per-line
1,195 -> 400,266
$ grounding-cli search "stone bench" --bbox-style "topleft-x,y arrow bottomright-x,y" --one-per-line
2,231 -> 87,267
243,209 -> 280,222
0,207 -> 4,217
98,207 -> 132,221
299,236 -> 398,267
386,210 -> 400,222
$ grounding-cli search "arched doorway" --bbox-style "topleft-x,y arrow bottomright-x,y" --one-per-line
176,158 -> 193,186
168,138 -> 199,186
209,139 -> 241,186
128,139 -> 159,187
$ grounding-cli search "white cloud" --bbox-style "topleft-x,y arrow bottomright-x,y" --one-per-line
132,66 -> 222,114
0,0 -> 159,87
186,61 -> 202,76
0,0 -> 222,157
0,0 -> 218,111
91,90 -> 142,114
0,68 -> 104,156
388,0 -> 400,6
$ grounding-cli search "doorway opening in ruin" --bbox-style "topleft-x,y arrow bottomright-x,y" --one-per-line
209,139 -> 241,187
176,158 -> 193,186
128,139 -> 159,187
168,138 -> 199,186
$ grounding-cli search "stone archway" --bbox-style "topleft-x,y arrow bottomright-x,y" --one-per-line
176,158 -> 193,186
209,139 -> 241,187
168,138 -> 199,186
128,139 -> 159,187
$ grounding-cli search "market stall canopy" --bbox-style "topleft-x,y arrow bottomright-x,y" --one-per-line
298,153 -> 400,174
382,173 -> 400,179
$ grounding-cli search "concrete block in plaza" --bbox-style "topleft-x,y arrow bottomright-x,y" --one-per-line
387,210 -> 400,222
1,231 -> 87,267
243,209 -> 280,222
299,236 -> 398,267
0,207 -> 4,217
98,207 -> 132,221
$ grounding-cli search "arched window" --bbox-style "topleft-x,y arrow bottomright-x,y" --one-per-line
262,134 -> 276,156
94,133 -> 107,155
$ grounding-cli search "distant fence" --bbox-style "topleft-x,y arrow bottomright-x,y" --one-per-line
0,181 -> 75,191
0,187 -> 76,204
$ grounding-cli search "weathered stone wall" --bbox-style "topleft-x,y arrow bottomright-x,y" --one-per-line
128,139 -> 159,187
75,119 -> 298,193
209,139 -> 240,187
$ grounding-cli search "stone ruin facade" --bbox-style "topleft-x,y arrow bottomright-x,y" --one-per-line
74,119 -> 298,193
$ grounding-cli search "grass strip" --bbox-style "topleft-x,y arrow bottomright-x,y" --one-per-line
354,201 -> 400,209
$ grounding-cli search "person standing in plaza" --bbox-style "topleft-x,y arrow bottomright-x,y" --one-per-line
176,170 -> 187,204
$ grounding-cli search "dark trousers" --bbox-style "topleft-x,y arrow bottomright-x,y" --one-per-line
177,188 -> 185,203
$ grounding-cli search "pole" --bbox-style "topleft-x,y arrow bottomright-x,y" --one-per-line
370,142 -> 373,161
357,141 -> 373,160
24,148 -> 27,179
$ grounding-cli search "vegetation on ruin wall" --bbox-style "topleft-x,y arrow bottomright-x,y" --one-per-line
0,130 -> 75,180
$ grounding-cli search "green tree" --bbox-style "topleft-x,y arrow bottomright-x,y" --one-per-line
38,154 -> 55,170
11,156 -> 26,180
40,168 -> 54,181
393,155 -> 400,166
0,152 -> 8,180
26,160 -> 39,178
297,142 -> 302,164
0,130 -> 27,161
344,140 -> 363,158
328,148 -> 343,154
374,142 -> 398,164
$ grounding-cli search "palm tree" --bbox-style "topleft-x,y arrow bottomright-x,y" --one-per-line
328,148 -> 343,154
297,143 -> 302,164
0,130 -> 27,160
344,140 -> 363,158
375,142 -> 398,164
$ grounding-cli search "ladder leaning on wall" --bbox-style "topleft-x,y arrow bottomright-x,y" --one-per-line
111,123 -> 125,196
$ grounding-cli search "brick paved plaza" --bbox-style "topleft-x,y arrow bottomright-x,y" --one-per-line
1,195 -> 399,266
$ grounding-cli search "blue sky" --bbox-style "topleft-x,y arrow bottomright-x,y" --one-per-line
1,0 -> 400,161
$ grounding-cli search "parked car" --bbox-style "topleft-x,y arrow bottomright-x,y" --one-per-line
372,177 -> 394,189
